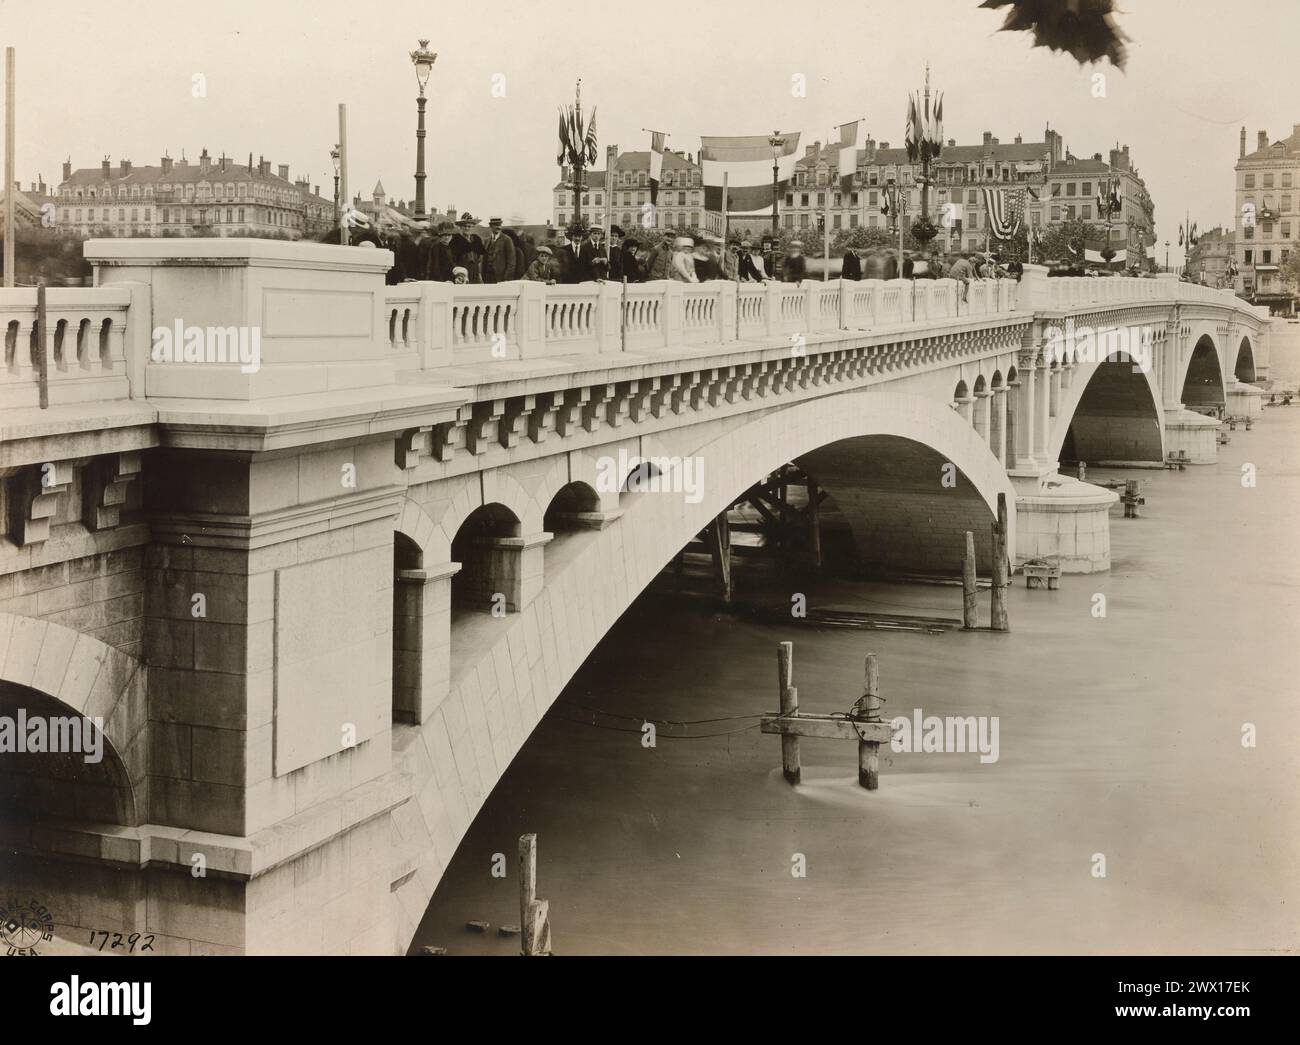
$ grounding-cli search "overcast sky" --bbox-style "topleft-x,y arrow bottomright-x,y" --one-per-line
3,0 -> 1297,262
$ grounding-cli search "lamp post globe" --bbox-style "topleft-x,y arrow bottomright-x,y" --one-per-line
409,39 -> 438,220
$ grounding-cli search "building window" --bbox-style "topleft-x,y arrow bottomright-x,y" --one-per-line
800,193 -> 809,207
1244,249 -> 1253,263
1051,205 -> 1061,221
816,192 -> 825,206
850,214 -> 858,227
1050,183 -> 1061,197
1284,222 -> 1292,238
967,189 -> 977,205
1082,205 -> 1092,220
238,207 -> 244,222
1264,173 -> 1274,188
1244,174 -> 1255,188
799,214 -> 809,228
677,191 -> 685,205
1082,182 -> 1092,196
1283,195 -> 1292,212
227,208 -> 233,222
783,214 -> 793,229
786,193 -> 794,206
1263,250 -> 1272,263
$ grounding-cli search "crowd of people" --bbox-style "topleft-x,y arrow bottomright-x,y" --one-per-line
334,212 -> 1154,288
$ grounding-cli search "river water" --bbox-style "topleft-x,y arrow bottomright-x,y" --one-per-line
413,408 -> 1300,955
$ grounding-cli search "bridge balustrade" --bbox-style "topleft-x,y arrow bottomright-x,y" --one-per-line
0,284 -> 138,409
0,260 -> 1267,412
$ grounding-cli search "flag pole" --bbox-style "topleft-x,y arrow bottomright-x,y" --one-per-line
721,171 -> 729,259
823,179 -> 830,281
3,47 -> 15,287
337,103 -> 348,245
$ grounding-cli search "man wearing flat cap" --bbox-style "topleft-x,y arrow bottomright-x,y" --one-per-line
483,217 -> 517,284
524,243 -> 560,284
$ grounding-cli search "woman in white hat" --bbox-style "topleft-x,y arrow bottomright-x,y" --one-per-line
670,236 -> 699,282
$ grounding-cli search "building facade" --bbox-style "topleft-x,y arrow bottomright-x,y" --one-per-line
1234,125 -> 1300,312
553,146 -> 723,235
782,126 -> 1154,260
1185,226 -> 1236,288
51,149 -> 335,240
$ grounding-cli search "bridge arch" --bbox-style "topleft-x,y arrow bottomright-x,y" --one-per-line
0,614 -> 146,828
1181,333 -> 1227,414
1235,336 -> 1256,383
390,389 -> 1017,949
1049,349 -> 1166,466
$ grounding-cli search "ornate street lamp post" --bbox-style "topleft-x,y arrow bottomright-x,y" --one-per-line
769,132 -> 787,235
330,145 -> 340,224
409,39 -> 437,220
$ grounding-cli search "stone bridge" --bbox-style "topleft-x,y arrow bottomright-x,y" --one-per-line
0,240 -> 1270,953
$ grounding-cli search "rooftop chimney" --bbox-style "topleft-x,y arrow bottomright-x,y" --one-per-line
278,163 -> 289,180
1240,127 -> 1247,158
62,159 -> 72,182
1014,134 -> 1023,144
120,159 -> 132,177
161,153 -> 173,175
101,156 -> 111,179
982,131 -> 993,145
199,147 -> 210,173
1258,131 -> 1268,151
947,138 -> 955,147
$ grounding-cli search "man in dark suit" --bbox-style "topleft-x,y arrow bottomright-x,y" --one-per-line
782,240 -> 807,282
482,217 -> 517,283
607,225 -> 626,281
559,222 -> 587,282
426,222 -> 457,281
841,247 -> 862,281
578,224 -> 608,283
737,240 -> 765,282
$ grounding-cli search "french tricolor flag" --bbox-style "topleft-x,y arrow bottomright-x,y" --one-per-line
700,132 -> 802,215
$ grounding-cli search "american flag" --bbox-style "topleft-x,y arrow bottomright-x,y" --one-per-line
982,186 -> 1026,239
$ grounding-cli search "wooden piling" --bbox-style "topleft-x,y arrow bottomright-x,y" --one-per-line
860,653 -> 881,790
519,833 -> 550,956
808,478 -> 822,568
961,530 -> 977,630
777,641 -> 799,784
991,492 -> 1009,632
706,511 -> 732,603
